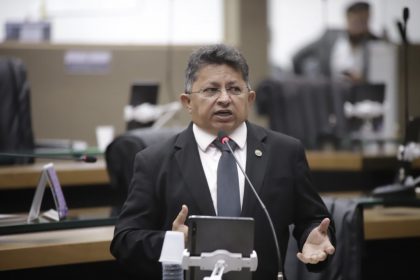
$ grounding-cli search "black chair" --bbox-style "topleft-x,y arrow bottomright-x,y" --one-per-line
0,56 -> 35,165
255,77 -> 349,150
255,77 -> 387,151
105,127 -> 183,213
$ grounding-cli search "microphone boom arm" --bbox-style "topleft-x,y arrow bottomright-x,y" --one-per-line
224,140 -> 284,280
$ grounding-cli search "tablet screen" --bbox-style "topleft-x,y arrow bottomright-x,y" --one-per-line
186,215 -> 255,280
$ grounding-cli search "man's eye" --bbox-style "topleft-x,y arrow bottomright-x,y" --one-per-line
203,88 -> 220,94
227,87 -> 242,94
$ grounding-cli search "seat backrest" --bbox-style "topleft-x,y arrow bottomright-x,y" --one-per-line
0,56 -> 34,165
256,77 -> 347,150
105,127 -> 183,212
126,82 -> 159,130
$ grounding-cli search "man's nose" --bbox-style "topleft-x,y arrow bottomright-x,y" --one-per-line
217,88 -> 231,101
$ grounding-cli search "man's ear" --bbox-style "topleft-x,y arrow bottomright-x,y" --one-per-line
248,90 -> 256,105
180,93 -> 192,113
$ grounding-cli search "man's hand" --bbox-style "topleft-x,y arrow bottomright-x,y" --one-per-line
297,218 -> 335,264
172,205 -> 189,244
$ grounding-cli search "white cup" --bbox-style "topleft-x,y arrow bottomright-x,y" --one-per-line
95,125 -> 115,152
159,231 -> 185,265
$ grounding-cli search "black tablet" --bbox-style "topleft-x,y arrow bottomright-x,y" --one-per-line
186,215 -> 255,280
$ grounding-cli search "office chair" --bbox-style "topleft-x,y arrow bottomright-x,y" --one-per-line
0,56 -> 35,165
105,126 -> 183,213
255,77 -> 344,150
0,57 -> 88,165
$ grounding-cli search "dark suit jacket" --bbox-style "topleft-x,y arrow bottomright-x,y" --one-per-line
110,122 -> 336,280
292,29 -> 380,79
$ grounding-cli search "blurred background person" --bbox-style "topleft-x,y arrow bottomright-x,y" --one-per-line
292,1 -> 382,83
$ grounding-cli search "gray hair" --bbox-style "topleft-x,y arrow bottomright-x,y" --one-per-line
184,44 -> 251,93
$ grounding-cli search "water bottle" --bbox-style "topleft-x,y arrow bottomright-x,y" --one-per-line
162,263 -> 184,280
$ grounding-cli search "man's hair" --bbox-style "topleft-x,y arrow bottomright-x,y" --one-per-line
346,1 -> 370,14
184,44 -> 250,93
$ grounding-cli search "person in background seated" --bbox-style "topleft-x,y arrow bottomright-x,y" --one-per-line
292,1 -> 381,83
110,44 -> 336,279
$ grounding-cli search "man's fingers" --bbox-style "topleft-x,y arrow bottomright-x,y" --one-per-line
317,251 -> 327,261
318,218 -> 330,233
297,252 -> 318,264
296,252 -> 308,264
326,245 -> 335,255
297,251 -> 327,264
173,205 -> 188,228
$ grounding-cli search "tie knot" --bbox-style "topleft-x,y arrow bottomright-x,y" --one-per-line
213,139 -> 237,153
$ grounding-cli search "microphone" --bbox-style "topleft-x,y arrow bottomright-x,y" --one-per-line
0,152 -> 97,163
397,7 -> 410,44
403,7 -> 409,23
217,131 -> 284,280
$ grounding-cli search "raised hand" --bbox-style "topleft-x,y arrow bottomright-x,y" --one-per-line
297,218 -> 335,264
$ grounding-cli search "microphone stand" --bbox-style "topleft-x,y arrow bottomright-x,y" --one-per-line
223,139 -> 284,280
395,7 -> 410,178
371,7 -> 418,199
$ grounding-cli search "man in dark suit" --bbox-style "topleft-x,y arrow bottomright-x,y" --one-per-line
292,1 -> 380,83
110,44 -> 336,279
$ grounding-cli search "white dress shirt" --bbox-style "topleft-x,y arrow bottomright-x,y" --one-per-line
192,123 -> 247,214
330,34 -> 364,80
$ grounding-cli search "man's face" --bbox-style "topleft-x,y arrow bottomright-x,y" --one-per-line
347,10 -> 370,40
180,64 -> 256,135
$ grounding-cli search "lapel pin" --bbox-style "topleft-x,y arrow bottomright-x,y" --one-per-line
255,149 -> 262,157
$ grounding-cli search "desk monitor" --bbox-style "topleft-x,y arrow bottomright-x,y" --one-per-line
127,82 -> 159,130
187,215 -> 255,280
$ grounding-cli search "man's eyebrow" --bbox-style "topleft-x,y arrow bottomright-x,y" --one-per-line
226,81 -> 241,85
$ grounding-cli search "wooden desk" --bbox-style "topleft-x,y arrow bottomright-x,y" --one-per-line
307,151 -> 420,171
324,192 -> 420,240
1,152 -> 413,190
364,206 -> 420,240
1,205 -> 419,271
0,226 -> 114,271
0,159 -> 109,190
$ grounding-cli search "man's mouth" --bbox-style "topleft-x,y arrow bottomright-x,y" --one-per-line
214,110 -> 232,117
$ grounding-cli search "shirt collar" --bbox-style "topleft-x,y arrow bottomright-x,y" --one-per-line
193,122 -> 247,152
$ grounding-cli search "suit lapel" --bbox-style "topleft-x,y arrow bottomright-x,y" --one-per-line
174,124 -> 216,216
241,122 -> 268,217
